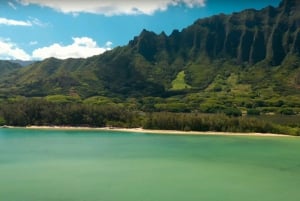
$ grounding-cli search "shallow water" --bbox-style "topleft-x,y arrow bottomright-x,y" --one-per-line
0,128 -> 300,201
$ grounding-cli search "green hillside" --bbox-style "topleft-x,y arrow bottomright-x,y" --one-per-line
0,60 -> 22,76
0,0 -> 299,134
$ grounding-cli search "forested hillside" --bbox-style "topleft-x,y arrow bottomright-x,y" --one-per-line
0,0 -> 299,98
0,0 -> 299,134
0,61 -> 21,77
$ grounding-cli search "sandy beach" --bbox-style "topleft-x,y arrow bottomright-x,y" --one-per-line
24,126 -> 292,137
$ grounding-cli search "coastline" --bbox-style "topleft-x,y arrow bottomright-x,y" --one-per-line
23,126 -> 292,137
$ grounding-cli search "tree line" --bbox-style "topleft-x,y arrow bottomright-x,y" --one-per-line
0,99 -> 139,128
0,98 -> 299,136
143,112 -> 299,135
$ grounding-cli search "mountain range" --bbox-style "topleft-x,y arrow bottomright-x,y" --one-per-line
0,0 -> 299,106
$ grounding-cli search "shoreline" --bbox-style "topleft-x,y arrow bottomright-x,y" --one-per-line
23,126 -> 293,137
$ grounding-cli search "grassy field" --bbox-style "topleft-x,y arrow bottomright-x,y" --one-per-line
171,71 -> 191,90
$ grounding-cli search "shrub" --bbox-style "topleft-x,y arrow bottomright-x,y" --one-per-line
0,116 -> 5,126
280,108 -> 295,115
224,107 -> 242,117
247,109 -> 260,116
200,103 -> 225,113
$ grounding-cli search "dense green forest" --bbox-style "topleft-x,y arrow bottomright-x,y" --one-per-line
0,98 -> 299,135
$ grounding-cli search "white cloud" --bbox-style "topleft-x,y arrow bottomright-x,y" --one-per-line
8,1 -> 17,10
0,17 -> 47,27
18,0 -> 206,16
0,17 -> 32,26
32,37 -> 112,60
0,37 -> 111,61
105,41 -> 113,48
29,41 -> 38,46
29,17 -> 48,27
0,38 -> 31,60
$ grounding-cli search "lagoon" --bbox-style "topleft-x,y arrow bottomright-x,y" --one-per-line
0,128 -> 300,201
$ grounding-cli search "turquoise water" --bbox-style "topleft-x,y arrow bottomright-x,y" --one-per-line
0,128 -> 300,201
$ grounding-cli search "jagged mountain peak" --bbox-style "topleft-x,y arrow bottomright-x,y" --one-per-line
132,0 -> 300,65
280,0 -> 300,8
0,1 -> 299,98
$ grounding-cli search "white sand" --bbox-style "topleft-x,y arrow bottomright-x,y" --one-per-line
24,126 -> 292,137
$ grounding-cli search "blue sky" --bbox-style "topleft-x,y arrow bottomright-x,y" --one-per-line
0,0 -> 281,60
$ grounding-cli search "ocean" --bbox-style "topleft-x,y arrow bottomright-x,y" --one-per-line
0,128 -> 299,201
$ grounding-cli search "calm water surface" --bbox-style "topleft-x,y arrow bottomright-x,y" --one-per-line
0,128 -> 300,201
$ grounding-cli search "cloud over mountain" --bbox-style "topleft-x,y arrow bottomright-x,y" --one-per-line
0,37 -> 112,60
32,37 -> 112,60
17,0 -> 206,15
0,38 -> 31,60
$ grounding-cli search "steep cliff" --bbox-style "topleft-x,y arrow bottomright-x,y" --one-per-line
132,0 -> 300,66
0,0 -> 299,98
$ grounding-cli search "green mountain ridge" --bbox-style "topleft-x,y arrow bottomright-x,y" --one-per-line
0,61 -> 22,76
0,0 -> 299,106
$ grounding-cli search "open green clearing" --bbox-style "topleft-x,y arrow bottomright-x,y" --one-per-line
171,71 -> 191,90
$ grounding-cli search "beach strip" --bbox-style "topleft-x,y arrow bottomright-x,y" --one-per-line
24,126 -> 292,137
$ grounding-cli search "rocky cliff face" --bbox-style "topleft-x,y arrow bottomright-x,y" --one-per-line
131,0 -> 300,66
0,0 -> 299,98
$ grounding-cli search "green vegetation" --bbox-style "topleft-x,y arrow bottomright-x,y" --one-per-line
0,116 -> 5,126
0,0 -> 299,99
144,112 -> 299,135
247,109 -> 260,116
0,98 -> 299,136
0,0 -> 299,135
171,71 -> 191,90
0,98 -> 139,128
0,60 -> 21,76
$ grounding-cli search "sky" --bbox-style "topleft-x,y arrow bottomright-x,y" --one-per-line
0,0 -> 281,61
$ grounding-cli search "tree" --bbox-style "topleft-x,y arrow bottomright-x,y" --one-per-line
280,108 -> 295,115
247,109 -> 260,116
0,116 -> 5,126
224,107 -> 242,117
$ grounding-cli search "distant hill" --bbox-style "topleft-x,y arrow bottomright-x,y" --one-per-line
0,0 -> 299,101
9,60 -> 37,67
0,60 -> 22,76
